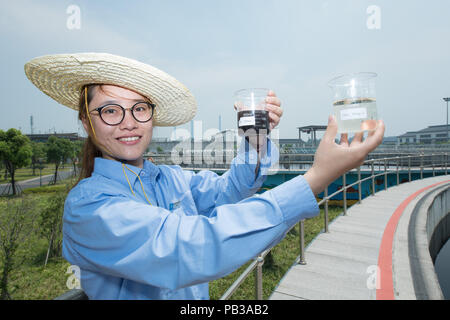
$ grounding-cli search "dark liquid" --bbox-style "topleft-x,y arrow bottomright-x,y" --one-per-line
237,110 -> 270,134
332,97 -> 376,106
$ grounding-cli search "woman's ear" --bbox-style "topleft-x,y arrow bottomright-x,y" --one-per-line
80,116 -> 90,134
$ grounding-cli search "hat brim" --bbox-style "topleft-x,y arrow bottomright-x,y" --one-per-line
24,53 -> 197,127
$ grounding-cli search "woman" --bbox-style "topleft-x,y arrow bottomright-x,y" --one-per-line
24,53 -> 385,300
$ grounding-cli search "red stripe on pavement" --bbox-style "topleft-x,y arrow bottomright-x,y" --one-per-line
376,179 -> 450,300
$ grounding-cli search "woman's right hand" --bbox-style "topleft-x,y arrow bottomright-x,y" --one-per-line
304,115 -> 385,195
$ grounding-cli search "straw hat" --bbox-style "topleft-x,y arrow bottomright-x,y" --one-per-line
24,52 -> 197,127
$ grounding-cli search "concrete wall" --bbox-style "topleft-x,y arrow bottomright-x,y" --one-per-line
407,183 -> 450,299
427,187 -> 450,262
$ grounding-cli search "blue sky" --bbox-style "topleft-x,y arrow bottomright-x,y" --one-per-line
1,0 -> 449,139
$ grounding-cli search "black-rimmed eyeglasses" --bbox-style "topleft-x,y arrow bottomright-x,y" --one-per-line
90,102 -> 155,126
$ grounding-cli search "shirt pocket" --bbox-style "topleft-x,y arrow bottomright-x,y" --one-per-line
168,191 -> 197,216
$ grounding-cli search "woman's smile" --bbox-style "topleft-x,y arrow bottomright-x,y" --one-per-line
116,135 -> 143,145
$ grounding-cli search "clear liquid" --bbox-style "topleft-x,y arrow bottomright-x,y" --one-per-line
333,98 -> 378,134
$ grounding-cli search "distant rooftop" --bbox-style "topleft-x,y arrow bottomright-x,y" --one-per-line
26,132 -> 84,142
382,136 -> 398,142
398,124 -> 450,137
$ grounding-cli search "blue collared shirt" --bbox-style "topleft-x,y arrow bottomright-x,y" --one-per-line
62,139 -> 319,299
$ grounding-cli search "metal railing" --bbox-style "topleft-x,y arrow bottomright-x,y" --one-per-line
219,152 -> 449,300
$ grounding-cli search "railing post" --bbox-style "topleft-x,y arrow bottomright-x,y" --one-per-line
396,156 -> 400,185
432,153 -> 435,177
254,255 -> 264,300
371,160 -> 375,196
445,152 -> 448,175
408,156 -> 411,182
298,220 -> 306,265
357,166 -> 362,204
420,154 -> 423,179
324,185 -> 329,233
384,158 -> 387,191
343,173 -> 347,215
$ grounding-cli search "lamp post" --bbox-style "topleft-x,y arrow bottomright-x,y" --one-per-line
444,98 -> 450,144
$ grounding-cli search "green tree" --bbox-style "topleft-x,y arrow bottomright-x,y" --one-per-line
31,141 -> 46,175
0,129 -> 33,195
46,136 -> 72,185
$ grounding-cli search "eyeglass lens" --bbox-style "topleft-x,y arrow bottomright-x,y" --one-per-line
100,103 -> 153,125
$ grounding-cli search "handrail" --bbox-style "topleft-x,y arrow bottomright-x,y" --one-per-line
219,152 -> 449,300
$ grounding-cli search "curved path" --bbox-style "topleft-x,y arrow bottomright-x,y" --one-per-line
269,175 -> 450,300
0,169 -> 74,195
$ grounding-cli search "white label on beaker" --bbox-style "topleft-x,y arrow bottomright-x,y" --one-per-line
239,116 -> 255,127
340,107 -> 367,121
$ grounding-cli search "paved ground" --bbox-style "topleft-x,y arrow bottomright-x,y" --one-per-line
0,169 -> 75,195
269,174 -> 450,300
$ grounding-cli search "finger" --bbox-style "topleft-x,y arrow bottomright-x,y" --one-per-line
267,90 -> 277,97
350,131 -> 364,146
367,127 -> 376,138
339,133 -> 349,146
265,96 -> 281,107
323,115 -> 338,143
265,104 -> 283,117
361,120 -> 385,153
268,112 -> 280,128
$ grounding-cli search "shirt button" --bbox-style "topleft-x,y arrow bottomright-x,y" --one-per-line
140,171 -> 146,176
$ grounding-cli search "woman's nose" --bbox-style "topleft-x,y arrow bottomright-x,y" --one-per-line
119,109 -> 138,129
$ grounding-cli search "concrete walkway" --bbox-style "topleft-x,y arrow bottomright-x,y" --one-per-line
269,175 -> 450,300
0,169 -> 74,195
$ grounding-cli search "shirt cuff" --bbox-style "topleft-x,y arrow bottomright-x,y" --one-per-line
269,174 -> 320,229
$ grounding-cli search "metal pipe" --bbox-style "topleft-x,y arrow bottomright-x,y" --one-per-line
420,154 -> 423,179
343,173 -> 347,215
255,255 -> 264,300
220,258 -> 259,300
432,153 -> 435,177
324,186 -> 329,233
408,156 -> 411,182
445,98 -> 449,144
372,161 -> 375,196
384,158 -> 387,191
396,156 -> 400,185
298,220 -> 306,265
357,166 -> 362,204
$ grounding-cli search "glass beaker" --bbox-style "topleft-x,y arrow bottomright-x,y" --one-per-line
234,88 -> 270,136
328,72 -> 379,134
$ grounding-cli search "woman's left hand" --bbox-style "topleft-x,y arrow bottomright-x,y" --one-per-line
265,90 -> 283,131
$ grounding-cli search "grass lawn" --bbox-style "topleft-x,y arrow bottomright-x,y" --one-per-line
7,239 -> 72,300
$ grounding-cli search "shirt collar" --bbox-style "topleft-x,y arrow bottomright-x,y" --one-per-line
93,157 -> 160,186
